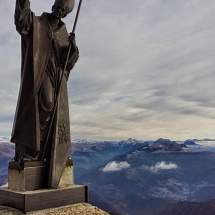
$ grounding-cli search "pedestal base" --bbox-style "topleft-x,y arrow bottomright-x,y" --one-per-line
8,161 -> 74,191
0,185 -> 88,213
8,161 -> 47,191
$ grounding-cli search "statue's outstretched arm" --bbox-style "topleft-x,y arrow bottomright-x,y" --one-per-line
15,0 -> 33,35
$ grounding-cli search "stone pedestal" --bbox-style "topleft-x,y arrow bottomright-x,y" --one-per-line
0,160 -> 88,213
8,161 -> 47,191
0,185 -> 88,213
59,165 -> 74,188
8,161 -> 74,191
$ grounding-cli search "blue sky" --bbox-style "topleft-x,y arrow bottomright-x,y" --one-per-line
1,0 -> 215,141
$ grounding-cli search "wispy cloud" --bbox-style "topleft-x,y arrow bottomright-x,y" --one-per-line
101,161 -> 131,172
141,161 -> 178,172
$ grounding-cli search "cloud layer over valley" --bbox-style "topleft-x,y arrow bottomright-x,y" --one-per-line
101,161 -> 131,172
140,161 -> 178,173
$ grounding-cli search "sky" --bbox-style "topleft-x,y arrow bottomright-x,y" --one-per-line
1,0 -> 215,141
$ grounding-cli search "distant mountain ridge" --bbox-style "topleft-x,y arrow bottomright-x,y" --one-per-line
1,138 -> 215,215
145,138 -> 189,152
158,199 -> 215,215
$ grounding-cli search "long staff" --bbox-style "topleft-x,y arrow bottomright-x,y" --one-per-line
41,0 -> 83,161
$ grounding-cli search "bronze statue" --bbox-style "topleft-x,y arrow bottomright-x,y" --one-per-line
11,0 -> 80,188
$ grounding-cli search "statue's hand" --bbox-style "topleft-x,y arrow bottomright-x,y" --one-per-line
69,32 -> 77,49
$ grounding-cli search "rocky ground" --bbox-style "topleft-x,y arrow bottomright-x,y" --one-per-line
0,203 -> 110,215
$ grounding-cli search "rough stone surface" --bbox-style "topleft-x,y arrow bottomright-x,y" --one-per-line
59,166 -> 74,188
8,168 -> 25,191
8,164 -> 47,191
0,203 -> 110,215
8,165 -> 74,191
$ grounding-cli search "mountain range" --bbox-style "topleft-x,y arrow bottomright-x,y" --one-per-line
158,199 -> 215,215
1,138 -> 215,214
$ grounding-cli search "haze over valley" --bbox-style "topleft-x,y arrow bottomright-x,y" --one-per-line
1,137 -> 215,214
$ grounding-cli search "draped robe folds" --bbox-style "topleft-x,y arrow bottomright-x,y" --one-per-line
11,0 -> 79,188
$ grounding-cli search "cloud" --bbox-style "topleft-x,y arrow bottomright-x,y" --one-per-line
1,183 -> 8,188
1,0 -> 215,140
141,161 -> 178,172
101,161 -> 131,172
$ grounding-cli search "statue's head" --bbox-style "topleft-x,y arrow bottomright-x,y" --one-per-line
52,0 -> 75,19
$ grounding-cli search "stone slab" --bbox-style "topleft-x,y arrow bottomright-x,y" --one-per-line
8,162 -> 47,191
9,161 -> 47,171
59,165 -> 74,188
0,185 -> 88,213
8,161 -> 74,191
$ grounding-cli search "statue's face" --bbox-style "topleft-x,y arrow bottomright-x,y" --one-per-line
52,3 -> 67,19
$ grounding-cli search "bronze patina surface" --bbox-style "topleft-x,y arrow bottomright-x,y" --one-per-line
11,0 -> 79,188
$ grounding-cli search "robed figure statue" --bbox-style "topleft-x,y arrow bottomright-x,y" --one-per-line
11,0 -> 79,188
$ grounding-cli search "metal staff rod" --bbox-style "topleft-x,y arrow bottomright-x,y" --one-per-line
72,0 -> 82,33
41,0 -> 83,161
